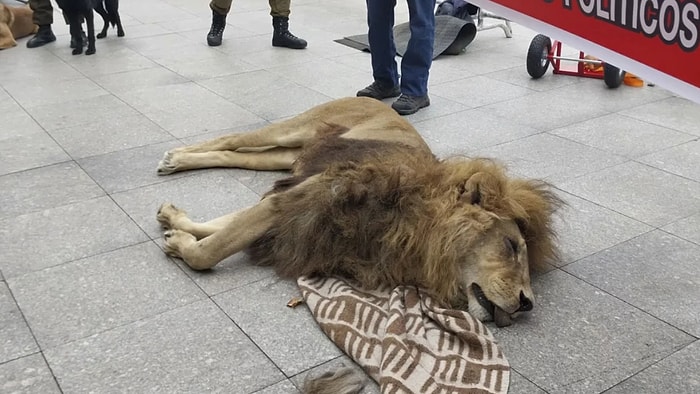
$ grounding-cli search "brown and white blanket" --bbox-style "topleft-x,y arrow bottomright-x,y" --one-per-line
298,276 -> 510,393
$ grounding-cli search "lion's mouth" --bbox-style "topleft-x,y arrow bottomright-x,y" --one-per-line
471,283 -> 513,327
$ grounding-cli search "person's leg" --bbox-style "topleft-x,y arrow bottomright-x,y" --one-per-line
399,0 -> 435,97
207,0 -> 232,46
270,0 -> 307,49
357,0 -> 400,100
391,0 -> 435,115
27,0 -> 56,48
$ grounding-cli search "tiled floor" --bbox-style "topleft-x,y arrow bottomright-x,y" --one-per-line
1,1 -> 699,393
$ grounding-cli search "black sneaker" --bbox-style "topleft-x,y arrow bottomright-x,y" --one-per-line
391,94 -> 430,115
356,81 -> 401,100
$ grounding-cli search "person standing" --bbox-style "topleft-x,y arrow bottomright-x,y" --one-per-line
206,0 -> 306,49
357,0 -> 436,115
26,0 -> 55,48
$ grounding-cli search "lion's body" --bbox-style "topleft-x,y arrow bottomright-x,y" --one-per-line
157,97 -> 560,325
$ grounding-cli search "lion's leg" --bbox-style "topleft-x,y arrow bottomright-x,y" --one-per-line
157,147 -> 301,175
162,197 -> 276,270
170,119 -> 321,154
157,203 -> 244,239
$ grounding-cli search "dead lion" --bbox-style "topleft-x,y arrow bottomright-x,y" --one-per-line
156,97 -> 561,327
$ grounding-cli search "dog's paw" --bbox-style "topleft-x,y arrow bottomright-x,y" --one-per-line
85,47 -> 96,55
72,47 -> 82,55
96,32 -> 106,39
157,202 -> 187,230
117,30 -> 125,37
157,151 -> 178,175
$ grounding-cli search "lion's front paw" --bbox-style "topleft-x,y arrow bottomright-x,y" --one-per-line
157,151 -> 179,175
157,203 -> 187,230
162,229 -> 196,258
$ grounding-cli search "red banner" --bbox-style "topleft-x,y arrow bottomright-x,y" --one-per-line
470,0 -> 700,103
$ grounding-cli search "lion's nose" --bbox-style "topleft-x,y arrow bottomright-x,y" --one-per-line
518,292 -> 533,312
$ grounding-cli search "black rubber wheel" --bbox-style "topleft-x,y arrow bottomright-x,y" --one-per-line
526,34 -> 551,79
603,63 -> 626,88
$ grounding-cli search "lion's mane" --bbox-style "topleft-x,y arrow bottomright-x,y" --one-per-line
247,135 -> 561,305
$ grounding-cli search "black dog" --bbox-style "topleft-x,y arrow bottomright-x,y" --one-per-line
95,0 -> 124,39
54,0 -> 123,56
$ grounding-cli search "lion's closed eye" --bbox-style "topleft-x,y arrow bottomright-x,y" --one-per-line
504,237 -> 518,257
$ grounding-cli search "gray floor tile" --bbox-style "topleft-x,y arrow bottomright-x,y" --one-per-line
486,65 -> 582,92
198,70 -> 332,121
475,133 -> 628,184
0,131 -> 71,177
90,67 -> 189,95
230,168 -> 288,196
254,379 -> 300,394
52,46 -> 159,77
0,197 -> 148,278
2,77 -> 109,108
78,140 -> 186,194
551,78 -> 673,113
559,161 -> 700,227
48,113 -> 174,159
1,282 -> 38,363
431,75 -> 534,108
414,107 -> 541,153
0,57 -> 83,86
25,94 -> 141,132
480,89 -> 611,131
400,94 -> 471,123
267,58 -> 374,100
490,270 -> 694,393
1,111 -> 45,137
553,192 -> 653,266
117,82 -> 264,137
111,171 -> 261,238
550,113 -> 695,158
214,277 -> 342,376
605,341 -> 700,394
0,162 -> 104,220
291,356 -> 379,394
168,248 -> 272,296
159,52 -> 258,81
662,213 -> 700,245
44,300 -> 284,393
509,370 -> 547,394
0,353 -> 61,394
619,96 -> 700,135
637,139 -> 700,182
565,230 -> 700,337
8,242 -> 205,348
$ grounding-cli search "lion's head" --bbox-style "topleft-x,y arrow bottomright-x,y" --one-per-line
424,159 -> 562,327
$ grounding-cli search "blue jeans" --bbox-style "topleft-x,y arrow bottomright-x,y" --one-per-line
366,0 -> 436,96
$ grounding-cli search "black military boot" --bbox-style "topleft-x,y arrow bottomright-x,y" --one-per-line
207,10 -> 226,47
26,25 -> 56,48
272,16 -> 307,49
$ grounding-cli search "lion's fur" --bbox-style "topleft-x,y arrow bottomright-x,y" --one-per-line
156,97 -> 561,321
248,135 -> 560,305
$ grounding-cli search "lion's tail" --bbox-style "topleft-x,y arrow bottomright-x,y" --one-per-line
303,366 -> 366,394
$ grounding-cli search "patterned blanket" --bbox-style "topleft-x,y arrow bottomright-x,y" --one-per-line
298,276 -> 510,393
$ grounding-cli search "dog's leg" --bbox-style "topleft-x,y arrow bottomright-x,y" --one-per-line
95,1 -> 109,38
69,15 -> 83,55
157,203 -> 245,239
162,197 -> 277,270
110,0 -> 124,37
84,8 -> 96,55
157,146 -> 300,175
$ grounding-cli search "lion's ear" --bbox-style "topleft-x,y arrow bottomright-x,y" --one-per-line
460,171 -> 505,209
507,180 -> 563,270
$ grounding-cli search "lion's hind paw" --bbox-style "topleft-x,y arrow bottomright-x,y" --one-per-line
157,151 -> 178,175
